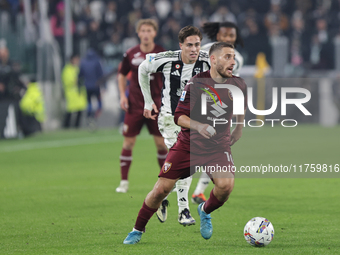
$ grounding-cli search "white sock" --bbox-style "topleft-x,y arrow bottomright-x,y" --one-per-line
201,202 -> 206,213
193,172 -> 210,195
176,176 -> 193,213
132,228 -> 143,233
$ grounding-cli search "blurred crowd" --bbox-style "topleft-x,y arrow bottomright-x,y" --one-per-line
1,0 -> 340,71
1,0 -> 340,136
46,0 -> 340,71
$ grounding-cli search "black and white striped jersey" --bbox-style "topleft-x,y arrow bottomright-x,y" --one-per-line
139,50 -> 210,115
201,42 -> 243,77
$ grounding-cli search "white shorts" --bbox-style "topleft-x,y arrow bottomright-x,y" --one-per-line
158,111 -> 181,149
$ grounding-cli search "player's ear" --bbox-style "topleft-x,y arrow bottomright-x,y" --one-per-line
210,54 -> 215,65
179,43 -> 183,50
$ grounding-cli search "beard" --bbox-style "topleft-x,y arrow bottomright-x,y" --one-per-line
216,63 -> 232,79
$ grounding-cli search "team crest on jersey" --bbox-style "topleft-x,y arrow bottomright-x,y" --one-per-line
194,67 -> 201,75
175,64 -> 181,69
180,91 -> 186,101
162,162 -> 172,173
228,90 -> 233,100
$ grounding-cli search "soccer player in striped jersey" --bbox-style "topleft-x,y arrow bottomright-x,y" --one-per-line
139,26 -> 210,226
192,21 -> 244,204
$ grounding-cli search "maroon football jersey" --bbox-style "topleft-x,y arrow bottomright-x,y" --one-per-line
175,70 -> 247,154
118,44 -> 165,112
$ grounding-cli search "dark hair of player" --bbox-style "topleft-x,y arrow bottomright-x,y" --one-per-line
136,19 -> 158,33
202,22 -> 244,47
209,42 -> 234,56
178,25 -> 203,43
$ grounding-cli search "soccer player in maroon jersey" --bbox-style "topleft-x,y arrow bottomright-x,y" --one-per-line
123,42 -> 247,244
116,19 -> 168,193
192,21 -> 244,204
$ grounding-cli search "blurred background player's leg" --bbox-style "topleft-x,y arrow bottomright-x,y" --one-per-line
74,111 -> 82,128
116,136 -> 135,193
63,112 -> 72,128
192,172 -> 210,204
153,135 -> 168,169
117,112 -> 167,193
94,89 -> 102,119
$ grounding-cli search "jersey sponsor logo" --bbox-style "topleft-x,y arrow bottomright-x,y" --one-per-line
171,70 -> 181,76
180,91 -> 186,101
162,162 -> 172,173
131,57 -> 145,66
134,52 -> 141,58
210,101 -> 228,117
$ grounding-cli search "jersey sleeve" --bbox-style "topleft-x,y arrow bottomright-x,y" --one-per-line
118,52 -> 131,76
138,51 -> 174,110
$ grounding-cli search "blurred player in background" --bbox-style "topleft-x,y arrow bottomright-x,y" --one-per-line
78,48 -> 104,129
123,42 -> 247,244
192,21 -> 244,204
138,26 -> 210,226
115,19 -> 168,193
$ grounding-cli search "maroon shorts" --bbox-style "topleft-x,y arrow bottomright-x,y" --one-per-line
122,109 -> 162,137
159,140 -> 235,180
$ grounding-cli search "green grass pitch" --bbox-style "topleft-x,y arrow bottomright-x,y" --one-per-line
0,125 -> 339,254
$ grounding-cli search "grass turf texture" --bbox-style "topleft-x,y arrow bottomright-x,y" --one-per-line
0,125 -> 339,254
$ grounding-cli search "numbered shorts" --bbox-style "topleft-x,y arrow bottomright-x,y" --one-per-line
122,109 -> 162,137
157,111 -> 181,149
159,139 -> 235,180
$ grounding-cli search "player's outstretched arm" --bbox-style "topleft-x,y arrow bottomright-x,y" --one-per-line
177,115 -> 216,139
230,111 -> 245,146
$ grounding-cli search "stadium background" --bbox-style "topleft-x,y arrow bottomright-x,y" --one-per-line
0,0 -> 339,254
0,0 -> 340,132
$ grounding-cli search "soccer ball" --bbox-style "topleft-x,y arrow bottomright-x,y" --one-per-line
243,217 -> 274,247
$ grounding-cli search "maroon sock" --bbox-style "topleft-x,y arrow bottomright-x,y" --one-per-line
134,201 -> 158,232
120,149 -> 132,180
157,150 -> 168,168
203,189 -> 225,214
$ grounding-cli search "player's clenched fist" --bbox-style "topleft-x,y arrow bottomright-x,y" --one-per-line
143,104 -> 158,120
197,124 -> 216,139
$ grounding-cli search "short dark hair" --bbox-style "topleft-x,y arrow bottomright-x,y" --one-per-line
178,25 -> 202,43
202,22 -> 244,48
209,42 -> 234,56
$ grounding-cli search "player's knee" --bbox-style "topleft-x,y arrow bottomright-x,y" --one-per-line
157,144 -> 168,151
153,185 -> 172,199
216,180 -> 234,196
154,137 -> 167,151
123,138 -> 136,150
